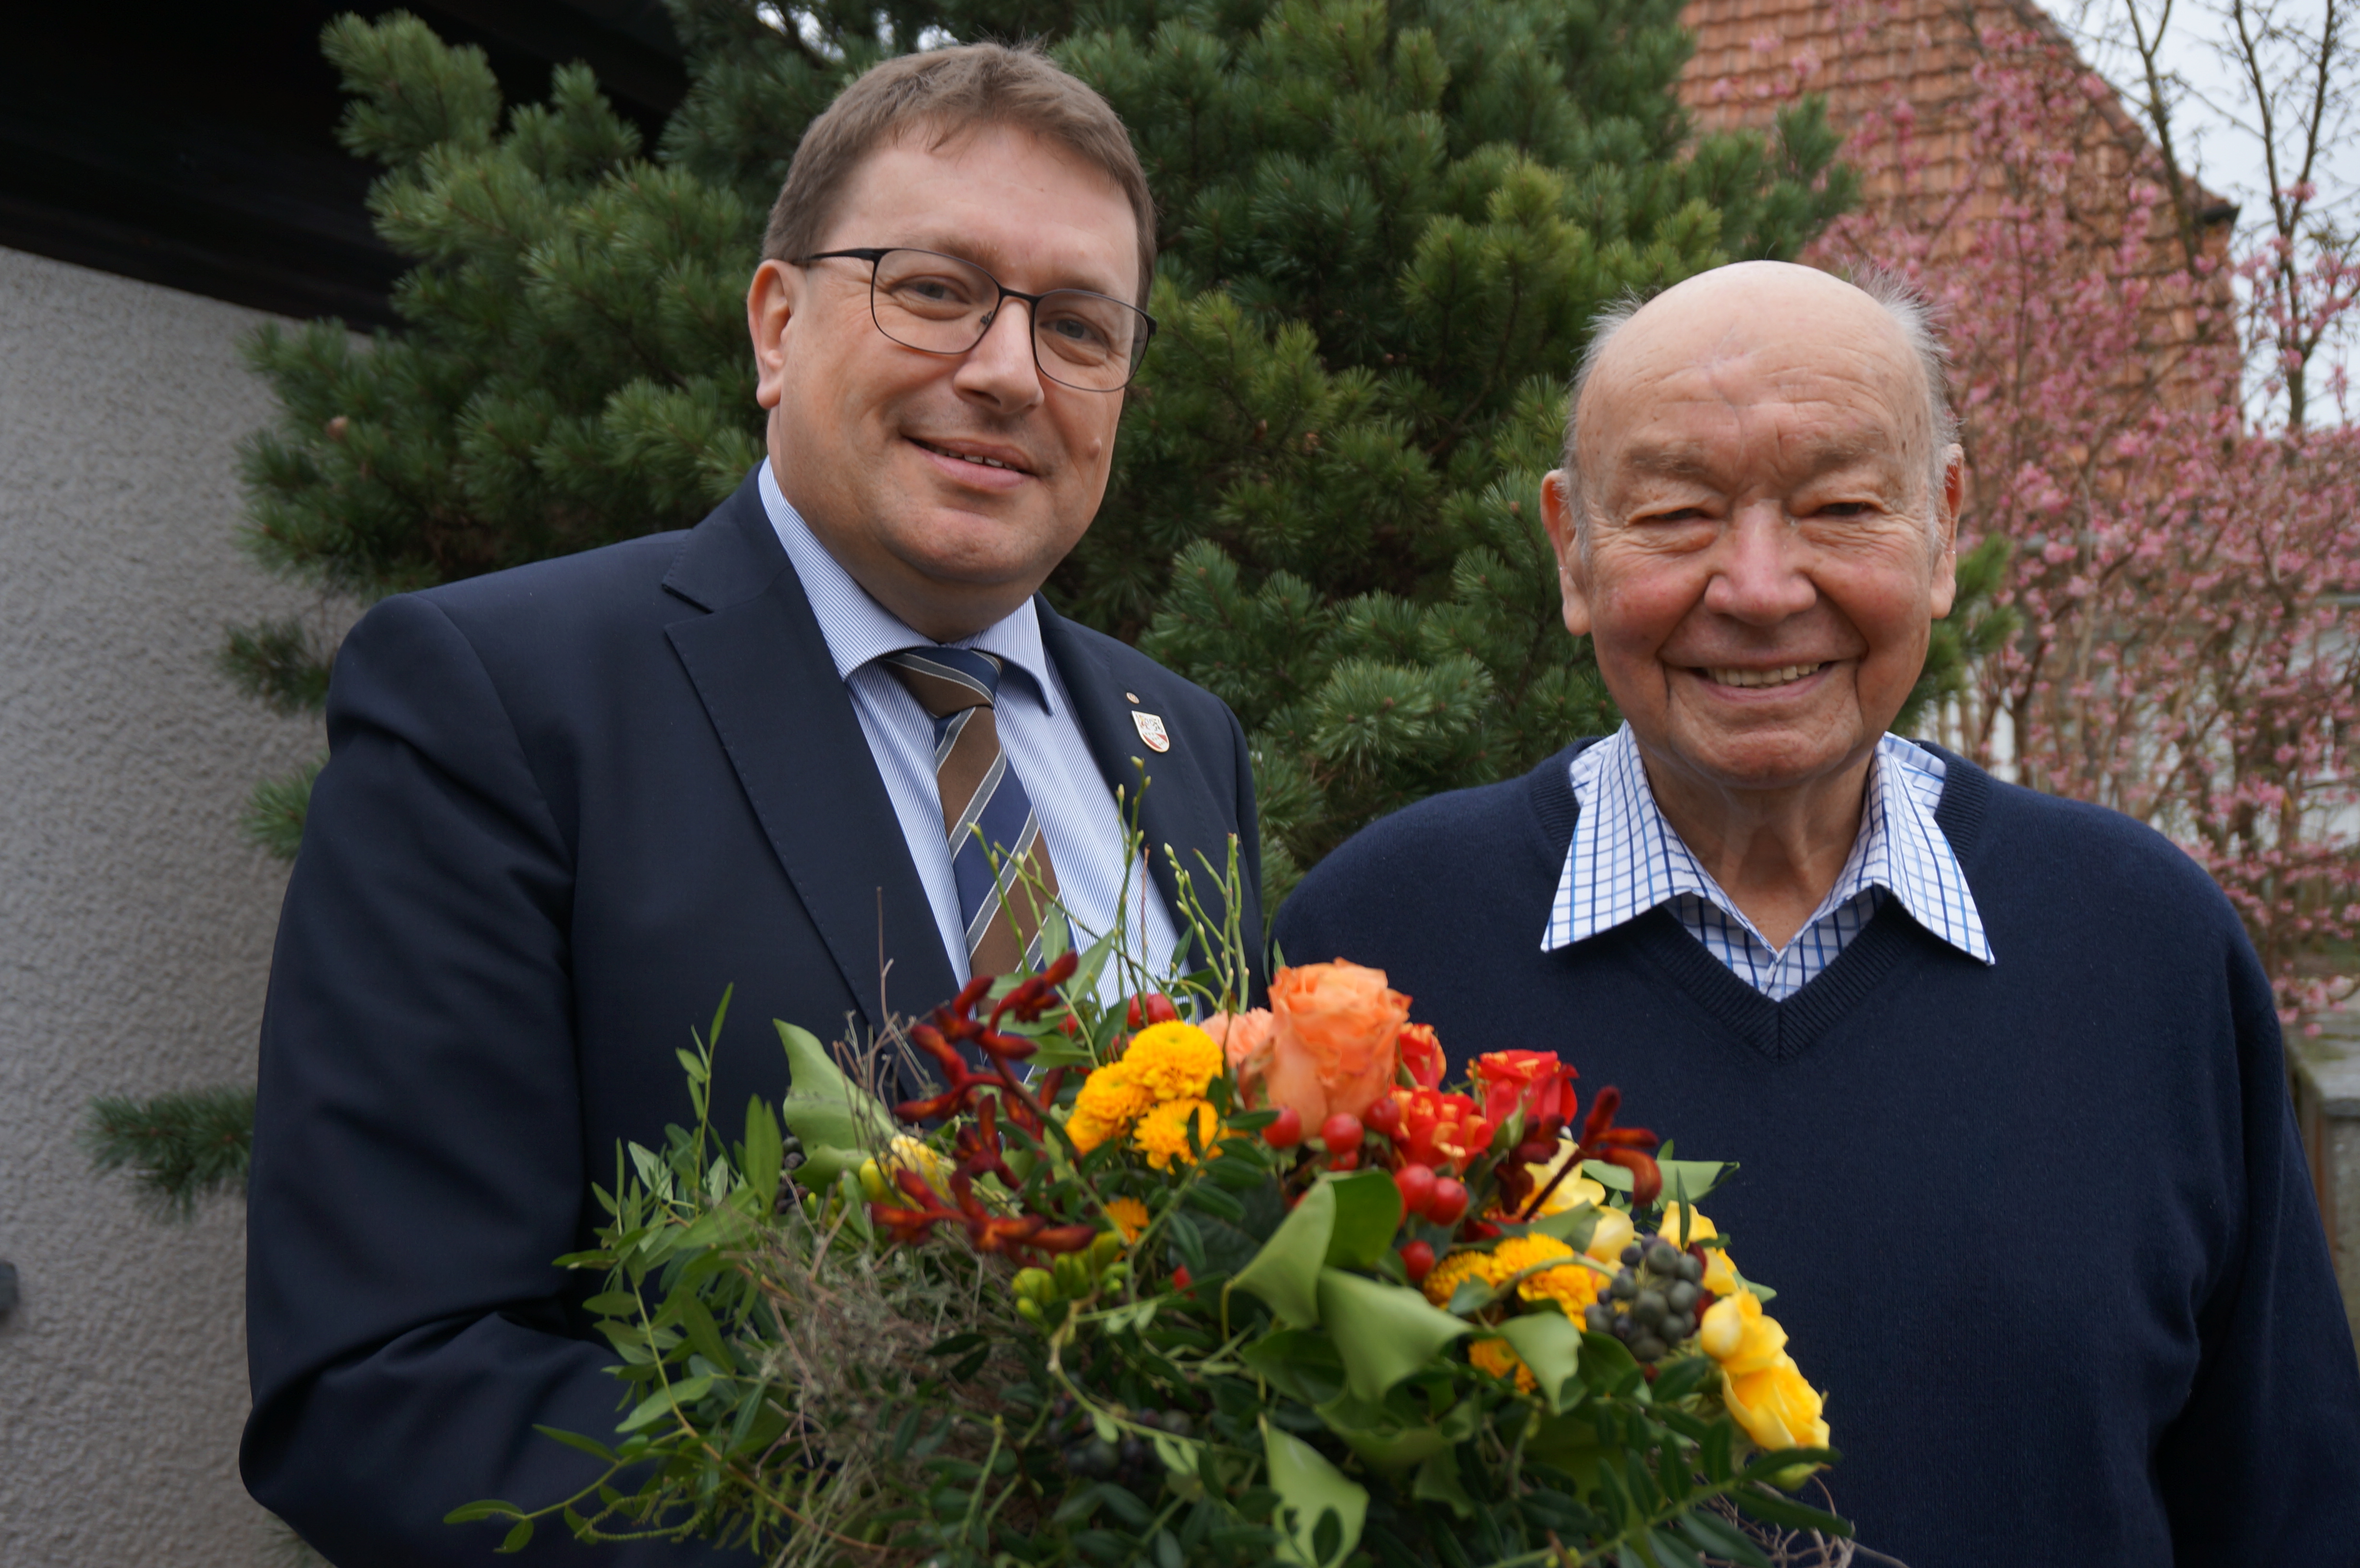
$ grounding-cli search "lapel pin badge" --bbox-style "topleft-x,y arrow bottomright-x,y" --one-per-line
1131,710 -> 1171,753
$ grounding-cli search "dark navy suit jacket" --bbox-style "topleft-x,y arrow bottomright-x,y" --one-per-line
241,473 -> 1262,1565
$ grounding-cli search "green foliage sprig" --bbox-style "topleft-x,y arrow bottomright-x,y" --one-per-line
80,1086 -> 257,1222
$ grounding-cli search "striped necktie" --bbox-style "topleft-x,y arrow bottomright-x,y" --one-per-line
881,646 -> 1062,979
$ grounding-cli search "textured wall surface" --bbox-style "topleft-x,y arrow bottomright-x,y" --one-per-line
0,246 -> 337,1566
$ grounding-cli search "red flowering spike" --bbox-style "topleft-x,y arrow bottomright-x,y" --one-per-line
1028,1223 -> 1100,1254
1579,1086 -> 1622,1151
1600,1146 -> 1662,1206
979,1030 -> 1039,1062
1171,1265 -> 1194,1291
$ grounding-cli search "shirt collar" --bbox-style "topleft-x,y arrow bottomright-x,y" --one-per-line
1545,724 -> 1990,964
757,461 -> 1057,712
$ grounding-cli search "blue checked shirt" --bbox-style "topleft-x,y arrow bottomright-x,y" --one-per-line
759,463 -> 1180,1004
1547,725 -> 1991,999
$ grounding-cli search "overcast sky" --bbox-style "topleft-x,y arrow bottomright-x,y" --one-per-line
2052,0 -> 2356,231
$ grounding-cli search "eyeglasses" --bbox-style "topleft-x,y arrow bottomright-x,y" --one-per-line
794,247 -> 1156,393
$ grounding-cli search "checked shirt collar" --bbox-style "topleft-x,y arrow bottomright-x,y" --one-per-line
1545,725 -> 1992,998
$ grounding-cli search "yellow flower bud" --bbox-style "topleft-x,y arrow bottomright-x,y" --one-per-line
1012,1267 -> 1056,1304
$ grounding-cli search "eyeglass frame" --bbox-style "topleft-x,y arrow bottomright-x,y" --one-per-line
791,247 -> 1158,392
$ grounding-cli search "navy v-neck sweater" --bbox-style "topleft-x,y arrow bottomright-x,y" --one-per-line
1276,742 -> 2360,1567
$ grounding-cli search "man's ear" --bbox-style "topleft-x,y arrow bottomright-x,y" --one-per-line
1539,469 -> 1594,638
1927,443 -> 1964,619
747,259 -> 800,412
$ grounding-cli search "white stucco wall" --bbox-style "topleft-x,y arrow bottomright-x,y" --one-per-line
0,246 -> 340,1566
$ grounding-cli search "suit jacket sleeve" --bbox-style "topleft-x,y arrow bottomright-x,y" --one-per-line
242,593 -> 742,1565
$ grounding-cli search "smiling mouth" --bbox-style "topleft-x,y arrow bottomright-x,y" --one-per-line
1701,662 -> 1830,689
913,437 -> 1029,474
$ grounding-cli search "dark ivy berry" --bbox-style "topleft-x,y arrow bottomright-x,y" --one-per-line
1647,1240 -> 1684,1274
1584,1303 -> 1616,1334
1620,1242 -> 1644,1268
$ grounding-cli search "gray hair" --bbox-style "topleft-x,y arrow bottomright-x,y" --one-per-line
1556,267 -> 1960,544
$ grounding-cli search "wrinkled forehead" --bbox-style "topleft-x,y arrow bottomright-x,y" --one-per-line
1581,315 -> 1930,488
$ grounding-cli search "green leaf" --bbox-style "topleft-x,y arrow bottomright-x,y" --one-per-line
1498,1308 -> 1586,1413
1241,1327 -> 1348,1406
1320,1170 -> 1404,1269
1730,1480 -> 1850,1534
1184,1183 -> 1247,1222
616,1374 -> 711,1432
677,1292 -> 731,1368
1526,1201 -> 1600,1251
499,1519 -> 534,1553
1410,1446 -> 1474,1518
1676,1512 -> 1773,1568
529,1425 -> 619,1464
1315,1268 -> 1469,1405
1656,1161 -> 1732,1213
742,1095 -> 782,1209
1261,1417 -> 1368,1568
443,1500 -> 521,1523
775,1021 -> 896,1158
1231,1179 -> 1337,1326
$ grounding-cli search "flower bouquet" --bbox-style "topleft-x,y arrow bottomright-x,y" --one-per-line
453,855 -> 1845,1567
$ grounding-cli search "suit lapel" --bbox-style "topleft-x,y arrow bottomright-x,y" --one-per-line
1036,601 -> 1236,951
661,477 -> 959,1037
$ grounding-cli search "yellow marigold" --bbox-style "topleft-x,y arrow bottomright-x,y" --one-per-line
1467,1336 -> 1536,1392
1120,1021 -> 1225,1102
1105,1197 -> 1150,1243
1491,1233 -> 1605,1316
1132,1098 -> 1220,1170
1422,1246 -> 1514,1307
1066,1068 -> 1156,1155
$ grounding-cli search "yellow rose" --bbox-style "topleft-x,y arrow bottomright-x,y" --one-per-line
1700,1292 -> 1829,1457
1698,1290 -> 1788,1376
1656,1203 -> 1739,1298
1722,1358 -> 1831,1453
1586,1205 -> 1635,1264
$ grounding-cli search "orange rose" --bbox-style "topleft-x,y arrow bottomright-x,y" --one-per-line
1255,960 -> 1411,1126
1206,1008 -> 1276,1086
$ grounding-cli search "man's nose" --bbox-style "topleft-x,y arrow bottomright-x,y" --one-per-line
952,299 -> 1046,411
1702,504 -> 1817,624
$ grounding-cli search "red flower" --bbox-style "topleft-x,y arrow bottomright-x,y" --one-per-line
1390,1088 -> 1494,1174
1397,1023 -> 1446,1090
1471,1050 -> 1579,1133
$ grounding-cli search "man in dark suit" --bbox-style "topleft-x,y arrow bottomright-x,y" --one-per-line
241,45 -> 1261,1565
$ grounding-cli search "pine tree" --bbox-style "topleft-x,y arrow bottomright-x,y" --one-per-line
109,0 -> 1859,1205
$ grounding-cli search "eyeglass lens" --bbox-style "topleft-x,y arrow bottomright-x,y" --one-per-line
868,250 -> 1146,392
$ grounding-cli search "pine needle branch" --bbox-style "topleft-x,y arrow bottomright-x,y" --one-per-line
81,1085 -> 258,1222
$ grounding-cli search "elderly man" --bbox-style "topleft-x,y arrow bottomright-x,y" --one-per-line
1276,262 -> 2360,1564
243,45 -> 1260,1565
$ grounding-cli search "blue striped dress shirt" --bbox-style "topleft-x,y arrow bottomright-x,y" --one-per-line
1547,725 -> 1992,999
758,463 -> 1180,1004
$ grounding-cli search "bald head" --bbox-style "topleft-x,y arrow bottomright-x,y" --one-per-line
1558,263 -> 1958,547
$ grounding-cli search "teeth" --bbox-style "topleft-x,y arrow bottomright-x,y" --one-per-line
1706,663 -> 1826,688
921,440 -> 1014,471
